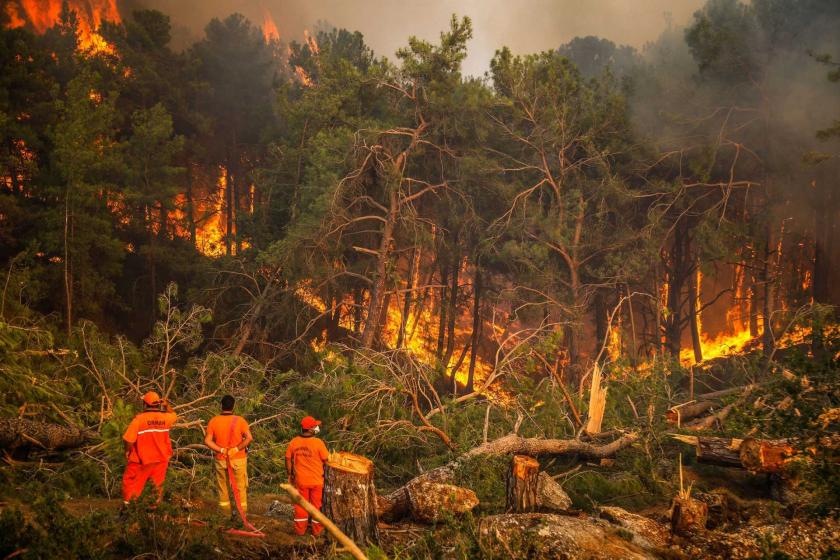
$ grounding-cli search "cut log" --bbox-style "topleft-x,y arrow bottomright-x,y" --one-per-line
670,496 -> 708,535
536,471 -> 572,511
506,455 -> 539,512
323,451 -> 379,545
671,434 -> 796,472
0,418 -> 96,452
479,513 -> 658,560
665,401 -> 714,425
739,437 -> 794,474
670,434 -> 743,467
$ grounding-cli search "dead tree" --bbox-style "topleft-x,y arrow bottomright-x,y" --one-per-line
323,452 -> 380,545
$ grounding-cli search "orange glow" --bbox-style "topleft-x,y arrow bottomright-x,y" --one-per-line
262,8 -> 279,42
9,0 -> 120,55
294,65 -> 313,87
679,328 -> 754,366
5,3 -> 26,27
296,268 -> 497,391
195,166 -> 227,257
304,29 -> 319,55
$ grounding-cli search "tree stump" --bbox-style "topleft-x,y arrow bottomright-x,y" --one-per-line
323,451 -> 379,545
669,496 -> 708,535
506,454 -> 540,512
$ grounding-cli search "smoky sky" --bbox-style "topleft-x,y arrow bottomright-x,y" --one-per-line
121,0 -> 706,76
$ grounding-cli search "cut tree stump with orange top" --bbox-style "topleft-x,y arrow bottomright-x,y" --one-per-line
323,451 -> 379,545
506,454 -> 540,512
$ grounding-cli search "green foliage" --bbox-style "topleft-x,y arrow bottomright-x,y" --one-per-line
0,495 -> 222,560
453,455 -> 508,513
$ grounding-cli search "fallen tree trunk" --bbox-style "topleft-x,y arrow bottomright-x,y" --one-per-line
665,401 -> 714,425
671,435 -> 794,471
0,418 -> 96,452
463,431 -> 638,460
506,455 -> 539,513
681,385 -> 756,431
378,478 -> 479,523
378,432 -> 632,521
323,452 -> 379,545
682,402 -> 739,431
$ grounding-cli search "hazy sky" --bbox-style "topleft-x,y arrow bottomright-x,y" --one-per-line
130,0 -> 707,76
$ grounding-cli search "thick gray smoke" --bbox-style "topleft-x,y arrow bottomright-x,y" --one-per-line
119,0 -> 705,76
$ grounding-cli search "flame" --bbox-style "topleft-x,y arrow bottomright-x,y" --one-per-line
304,29 -> 319,55
679,328 -> 754,366
192,166 -> 228,257
261,8 -> 279,42
8,0 -> 120,55
294,65 -> 313,87
5,3 -> 26,27
295,264 -> 497,392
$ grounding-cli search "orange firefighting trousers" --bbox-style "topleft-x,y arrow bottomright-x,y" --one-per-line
293,485 -> 323,536
122,461 -> 168,503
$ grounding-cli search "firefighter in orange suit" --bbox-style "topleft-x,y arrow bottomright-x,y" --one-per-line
204,395 -> 253,515
122,391 -> 178,505
285,416 -> 329,536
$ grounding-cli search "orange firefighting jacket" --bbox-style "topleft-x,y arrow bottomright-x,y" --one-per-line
206,414 -> 251,460
123,410 -> 178,464
286,435 -> 329,487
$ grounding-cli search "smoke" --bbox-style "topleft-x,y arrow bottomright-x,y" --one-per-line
118,0 -> 705,76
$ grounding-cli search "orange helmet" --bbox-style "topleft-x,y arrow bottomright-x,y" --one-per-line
301,416 -> 321,430
142,391 -> 162,406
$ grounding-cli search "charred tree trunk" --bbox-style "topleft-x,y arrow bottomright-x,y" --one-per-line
396,247 -> 420,348
443,248 -> 461,368
687,261 -> 703,364
813,200 -> 830,354
352,287 -> 363,336
233,169 -> 241,255
506,455 -> 540,513
466,267 -> 482,393
593,291 -> 608,357
185,168 -> 197,247
323,452 -> 379,545
224,164 -> 233,256
436,255 -> 449,361
64,187 -> 73,334
761,224 -> 774,356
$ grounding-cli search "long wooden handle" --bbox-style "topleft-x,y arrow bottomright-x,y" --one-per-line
279,483 -> 368,560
